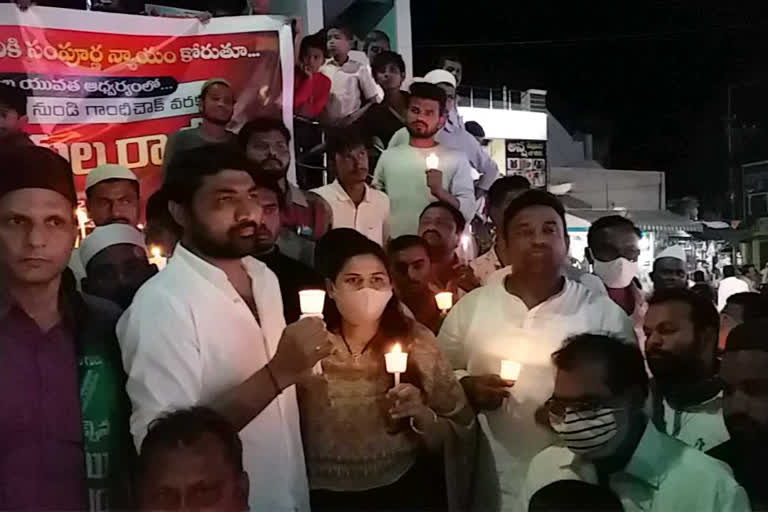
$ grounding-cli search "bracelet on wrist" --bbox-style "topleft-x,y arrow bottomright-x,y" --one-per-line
409,409 -> 439,435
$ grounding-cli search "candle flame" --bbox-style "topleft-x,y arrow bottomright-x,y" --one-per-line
150,246 -> 162,258
425,152 -> 439,169
391,343 -> 402,354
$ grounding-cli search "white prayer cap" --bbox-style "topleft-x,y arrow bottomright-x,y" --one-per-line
85,164 -> 138,192
80,224 -> 147,269
424,69 -> 457,88
655,245 -> 686,263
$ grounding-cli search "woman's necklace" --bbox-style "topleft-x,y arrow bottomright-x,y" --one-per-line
340,331 -> 376,363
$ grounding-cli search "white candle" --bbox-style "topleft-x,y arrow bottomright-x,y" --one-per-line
460,233 -> 472,264
500,360 -> 522,381
148,246 -> 167,271
75,206 -> 88,242
385,343 -> 408,387
425,152 -> 439,170
299,289 -> 326,318
435,292 -> 453,312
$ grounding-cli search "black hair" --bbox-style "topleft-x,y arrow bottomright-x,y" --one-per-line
690,282 -> 716,304
726,318 -> 768,353
363,29 -> 390,50
724,265 -> 736,278
464,120 -> 485,139
408,82 -> 447,114
587,215 -> 642,249
553,333 -> 649,401
138,407 -> 243,478
420,201 -> 466,234
200,80 -> 231,101
250,173 -> 286,210
437,55 -> 462,68
529,480 -> 623,511
502,189 -> 567,237
164,146 -> 257,206
145,187 -> 182,238
725,292 -> 768,323
648,287 -> 720,337
299,33 -> 326,58
387,234 -> 430,256
238,117 -> 291,149
693,270 -> 706,283
326,24 -> 353,41
315,228 -> 412,346
372,51 -> 406,76
326,128 -> 368,157
487,175 -> 530,209
0,83 -> 27,116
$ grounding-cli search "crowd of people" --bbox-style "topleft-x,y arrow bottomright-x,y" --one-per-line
2,6 -> 768,512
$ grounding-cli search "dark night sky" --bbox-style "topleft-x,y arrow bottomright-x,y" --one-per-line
410,2 -> 768,214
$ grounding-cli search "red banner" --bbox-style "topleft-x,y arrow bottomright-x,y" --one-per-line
0,6 -> 294,203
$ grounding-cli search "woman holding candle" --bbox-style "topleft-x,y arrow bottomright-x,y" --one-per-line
300,228 -> 476,511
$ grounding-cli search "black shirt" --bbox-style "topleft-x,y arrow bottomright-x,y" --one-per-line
358,102 -> 406,149
255,248 -> 322,324
708,440 -> 768,510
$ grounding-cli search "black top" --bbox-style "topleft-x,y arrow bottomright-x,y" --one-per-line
358,102 -> 406,149
255,248 -> 323,324
708,440 -> 768,510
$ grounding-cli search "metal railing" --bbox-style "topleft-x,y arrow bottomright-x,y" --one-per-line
457,86 -> 548,112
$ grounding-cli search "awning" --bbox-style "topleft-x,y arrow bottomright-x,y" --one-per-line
692,226 -> 753,243
568,209 -> 703,233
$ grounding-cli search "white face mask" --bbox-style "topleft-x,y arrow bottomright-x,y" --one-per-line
332,287 -> 393,324
550,407 -> 620,457
592,256 -> 638,289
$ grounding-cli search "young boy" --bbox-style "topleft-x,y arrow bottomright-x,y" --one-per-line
319,25 -> 383,125
294,33 -> 331,119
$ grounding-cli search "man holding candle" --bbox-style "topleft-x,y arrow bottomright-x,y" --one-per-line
438,190 -> 635,511
118,146 -> 334,512
373,82 -> 475,237
419,201 -> 481,296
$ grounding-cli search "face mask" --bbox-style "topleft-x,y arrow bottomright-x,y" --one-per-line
333,287 -> 393,324
592,256 -> 638,289
550,407 -> 620,456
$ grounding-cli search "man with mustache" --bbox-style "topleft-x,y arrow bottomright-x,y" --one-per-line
643,288 -> 730,452
250,175 -> 321,323
239,117 -> 329,266
711,319 -> 768,509
373,82 -> 475,238
118,145 -> 333,512
438,190 -> 635,511
162,79 -> 238,176
417,201 -> 477,296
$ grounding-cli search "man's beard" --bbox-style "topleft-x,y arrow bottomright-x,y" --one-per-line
187,213 -> 258,259
647,350 -> 706,388
256,158 -> 288,180
407,121 -> 440,139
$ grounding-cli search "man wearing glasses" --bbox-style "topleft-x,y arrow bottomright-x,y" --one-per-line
524,334 -> 749,512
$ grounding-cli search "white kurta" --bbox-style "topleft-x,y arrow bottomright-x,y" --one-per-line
311,181 -> 390,246
437,279 -> 636,512
117,244 -> 309,512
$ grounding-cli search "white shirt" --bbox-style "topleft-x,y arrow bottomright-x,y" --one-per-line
718,276 -> 750,311
388,109 -> 500,191
437,278 -> 635,512
319,57 -> 383,122
470,246 -> 505,285
656,392 -> 730,453
117,244 -> 309,512
373,143 -> 476,237
311,181 -> 390,246
524,422 -> 749,512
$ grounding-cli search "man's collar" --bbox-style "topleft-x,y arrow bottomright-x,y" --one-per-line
330,180 -> 370,203
620,421 -> 667,489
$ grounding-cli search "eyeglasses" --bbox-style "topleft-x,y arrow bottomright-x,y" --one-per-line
545,397 -> 611,421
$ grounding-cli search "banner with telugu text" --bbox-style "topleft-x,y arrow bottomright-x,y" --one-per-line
0,6 -> 294,204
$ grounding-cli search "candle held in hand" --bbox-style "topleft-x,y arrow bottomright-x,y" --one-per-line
435,292 -> 454,312
299,289 -> 326,318
425,152 -> 439,170
148,246 -> 168,271
385,343 -> 408,387
500,360 -> 521,381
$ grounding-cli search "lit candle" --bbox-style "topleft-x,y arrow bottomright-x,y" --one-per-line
500,360 -> 521,381
148,245 -> 168,271
425,152 -> 439,170
435,291 -> 453,313
299,289 -> 326,375
460,233 -> 472,264
385,343 -> 408,387
299,289 -> 326,318
75,206 -> 88,242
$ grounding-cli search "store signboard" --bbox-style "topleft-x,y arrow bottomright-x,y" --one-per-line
504,139 -> 547,188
